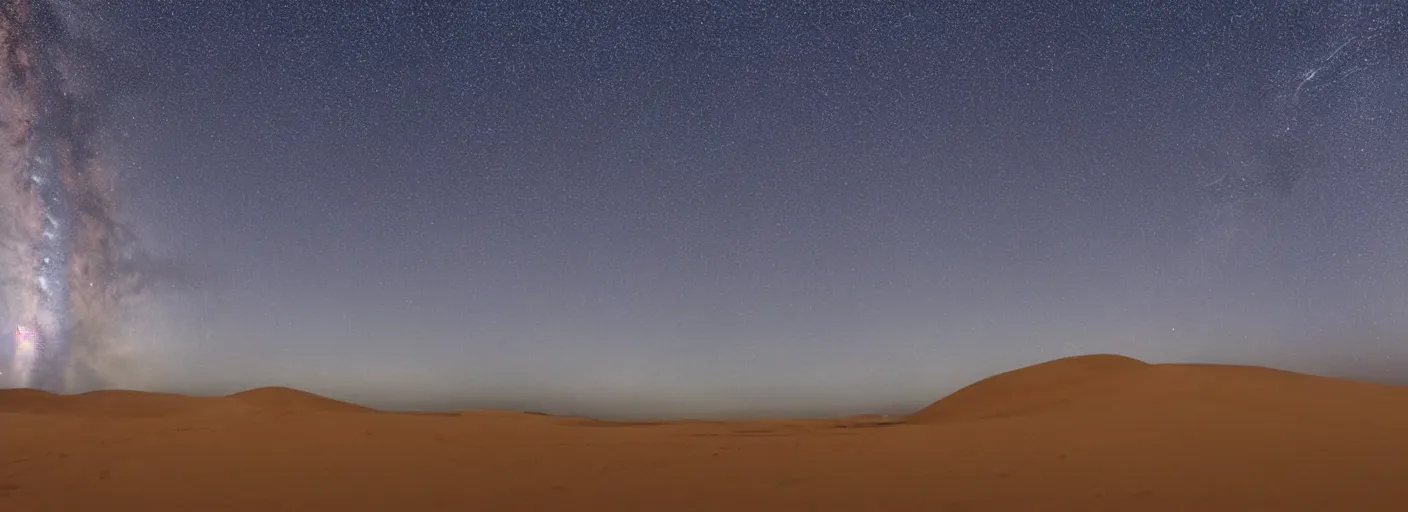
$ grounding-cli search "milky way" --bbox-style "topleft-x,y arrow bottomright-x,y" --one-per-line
1,0 -> 138,392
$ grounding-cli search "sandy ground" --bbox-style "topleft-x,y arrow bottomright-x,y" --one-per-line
4,354 -> 1408,511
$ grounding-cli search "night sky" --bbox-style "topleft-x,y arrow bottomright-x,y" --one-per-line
83,1 -> 1408,416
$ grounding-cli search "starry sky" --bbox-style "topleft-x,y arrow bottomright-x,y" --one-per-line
84,0 -> 1408,417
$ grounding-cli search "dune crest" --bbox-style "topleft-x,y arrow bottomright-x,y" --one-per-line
0,388 -> 217,417
0,386 -> 373,416
908,353 -> 1408,423
224,386 -> 376,413
908,354 -> 1148,422
0,388 -> 63,414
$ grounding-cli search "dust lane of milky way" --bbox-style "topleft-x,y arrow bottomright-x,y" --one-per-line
1,0 -> 148,393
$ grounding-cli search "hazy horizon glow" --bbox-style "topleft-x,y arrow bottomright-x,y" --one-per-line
8,1 -> 1405,418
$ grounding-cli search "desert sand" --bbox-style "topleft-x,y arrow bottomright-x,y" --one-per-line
4,354 -> 1408,511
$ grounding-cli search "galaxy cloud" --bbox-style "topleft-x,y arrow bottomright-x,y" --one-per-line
0,0 -> 139,392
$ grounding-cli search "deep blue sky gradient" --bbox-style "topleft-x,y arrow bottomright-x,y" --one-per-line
84,0 -> 1408,417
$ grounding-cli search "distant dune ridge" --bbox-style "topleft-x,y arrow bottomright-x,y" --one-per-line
0,385 -> 374,416
5,354 -> 1408,510
3,352 -> 1407,421
909,353 -> 1408,423
223,386 -> 377,413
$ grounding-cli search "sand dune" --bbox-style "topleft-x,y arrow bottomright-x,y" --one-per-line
3,355 -> 1408,510
911,354 -> 1408,423
909,353 -> 1151,422
224,386 -> 376,413
0,388 -> 220,417
0,386 -> 371,417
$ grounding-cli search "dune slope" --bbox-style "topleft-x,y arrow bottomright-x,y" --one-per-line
908,354 -> 1149,421
908,354 -> 1408,423
224,386 -> 375,413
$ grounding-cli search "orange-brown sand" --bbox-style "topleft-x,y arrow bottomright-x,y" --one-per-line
4,354 -> 1408,511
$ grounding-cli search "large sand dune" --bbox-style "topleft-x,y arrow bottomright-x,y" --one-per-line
3,354 -> 1408,510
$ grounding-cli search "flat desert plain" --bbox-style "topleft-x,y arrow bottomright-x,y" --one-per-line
4,354 -> 1408,511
